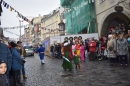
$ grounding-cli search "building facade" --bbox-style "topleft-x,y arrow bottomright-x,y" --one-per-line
41,8 -> 61,41
30,15 -> 43,45
95,0 -> 130,36
61,0 -> 96,34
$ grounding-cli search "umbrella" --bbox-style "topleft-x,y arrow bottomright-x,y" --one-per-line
63,56 -> 70,63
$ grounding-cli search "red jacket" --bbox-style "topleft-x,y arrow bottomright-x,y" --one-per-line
89,41 -> 96,52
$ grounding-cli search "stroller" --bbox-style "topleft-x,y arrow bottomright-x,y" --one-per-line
97,45 -> 108,61
88,41 -> 97,61
54,51 -> 58,58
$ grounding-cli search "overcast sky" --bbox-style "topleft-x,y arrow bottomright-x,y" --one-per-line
1,0 -> 60,39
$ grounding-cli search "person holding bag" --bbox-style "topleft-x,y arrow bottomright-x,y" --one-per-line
107,35 -> 117,66
10,41 -> 25,86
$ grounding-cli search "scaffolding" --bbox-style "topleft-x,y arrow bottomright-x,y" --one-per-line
61,0 -> 96,34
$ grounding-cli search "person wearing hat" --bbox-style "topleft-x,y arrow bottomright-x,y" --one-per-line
36,44 -> 45,64
17,41 -> 27,79
0,60 -> 8,86
0,27 -> 12,86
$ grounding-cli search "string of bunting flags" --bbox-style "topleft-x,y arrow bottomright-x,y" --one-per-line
1,24 -> 29,30
1,0 -> 34,25
3,29 -> 19,36
41,27 -> 60,32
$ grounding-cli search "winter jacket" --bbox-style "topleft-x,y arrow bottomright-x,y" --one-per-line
11,48 -> 23,71
117,38 -> 128,55
0,74 -> 8,86
0,43 -> 12,74
107,39 -> 116,58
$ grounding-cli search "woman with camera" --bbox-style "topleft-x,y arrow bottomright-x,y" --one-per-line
10,41 -> 25,86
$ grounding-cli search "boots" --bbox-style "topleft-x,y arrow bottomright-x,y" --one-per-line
23,74 -> 27,79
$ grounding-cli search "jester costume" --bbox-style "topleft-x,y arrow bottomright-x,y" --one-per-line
75,43 -> 81,61
73,50 -> 80,64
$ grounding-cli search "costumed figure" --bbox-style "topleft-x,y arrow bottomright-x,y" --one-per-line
75,39 -> 81,61
73,50 -> 80,70
62,42 -> 73,71
80,42 -> 85,62
36,44 -> 45,64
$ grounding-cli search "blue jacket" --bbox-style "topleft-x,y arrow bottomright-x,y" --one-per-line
11,48 -> 23,71
37,46 -> 45,53
36,46 -> 45,60
0,43 -> 12,74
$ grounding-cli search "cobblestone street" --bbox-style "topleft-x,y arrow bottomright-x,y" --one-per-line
19,54 -> 130,86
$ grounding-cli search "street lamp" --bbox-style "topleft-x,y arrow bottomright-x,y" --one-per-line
58,21 -> 65,35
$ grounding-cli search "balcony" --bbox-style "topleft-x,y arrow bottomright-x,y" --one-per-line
60,0 -> 74,7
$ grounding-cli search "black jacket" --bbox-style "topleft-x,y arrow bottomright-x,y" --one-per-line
0,74 -> 8,86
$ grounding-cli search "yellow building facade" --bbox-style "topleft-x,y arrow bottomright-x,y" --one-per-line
41,10 -> 61,41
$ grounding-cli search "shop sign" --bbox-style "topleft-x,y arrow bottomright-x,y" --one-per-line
115,6 -> 123,12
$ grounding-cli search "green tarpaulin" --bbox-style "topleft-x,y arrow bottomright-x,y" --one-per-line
61,0 -> 96,34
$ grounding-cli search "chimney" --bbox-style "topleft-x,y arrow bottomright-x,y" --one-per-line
39,14 -> 41,17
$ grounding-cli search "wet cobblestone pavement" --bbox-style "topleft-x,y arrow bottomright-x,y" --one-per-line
14,54 -> 130,86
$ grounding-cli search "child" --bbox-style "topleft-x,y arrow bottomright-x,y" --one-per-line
73,50 -> 80,69
0,60 -> 8,86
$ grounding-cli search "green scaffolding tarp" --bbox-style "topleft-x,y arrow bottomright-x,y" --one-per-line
61,0 -> 96,34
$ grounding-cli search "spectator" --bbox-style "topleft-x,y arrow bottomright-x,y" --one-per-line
107,35 -> 117,66
57,43 -> 62,58
0,60 -> 8,86
10,41 -> 25,85
50,44 -> 54,57
0,27 -> 12,86
117,33 -> 128,66
17,41 -> 27,79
